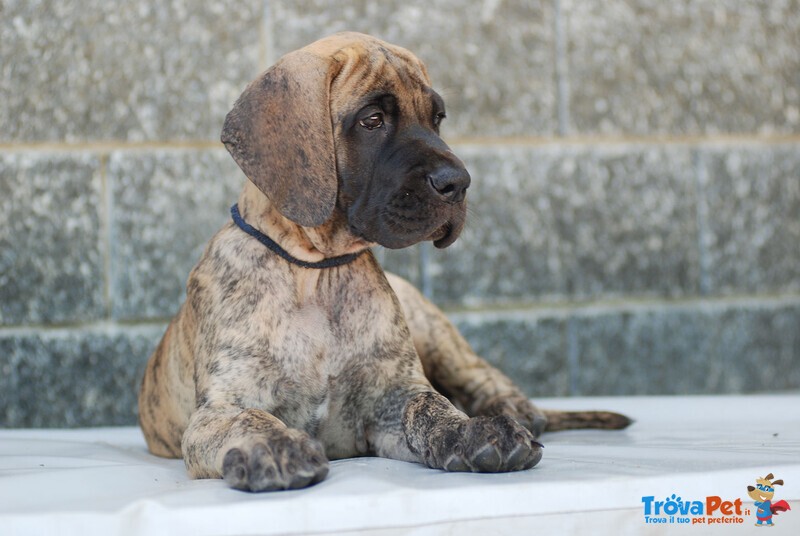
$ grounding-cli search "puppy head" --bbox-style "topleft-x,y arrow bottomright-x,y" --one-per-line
221,32 -> 469,249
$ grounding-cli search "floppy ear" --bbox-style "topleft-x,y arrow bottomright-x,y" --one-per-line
221,50 -> 340,227
772,479 -> 784,486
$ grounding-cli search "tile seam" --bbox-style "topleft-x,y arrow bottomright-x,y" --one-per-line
445,293 -> 800,321
99,154 -> 113,320
554,0 -> 570,137
2,135 -> 800,153
693,149 -> 712,295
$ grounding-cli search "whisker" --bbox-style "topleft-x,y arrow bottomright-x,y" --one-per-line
436,86 -> 460,100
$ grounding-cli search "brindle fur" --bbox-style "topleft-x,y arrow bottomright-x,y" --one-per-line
139,33 -> 630,492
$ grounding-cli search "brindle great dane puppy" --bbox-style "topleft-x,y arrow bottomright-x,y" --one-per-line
139,32 -> 630,492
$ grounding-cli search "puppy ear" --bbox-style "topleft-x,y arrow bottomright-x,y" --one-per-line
772,479 -> 784,486
747,486 -> 755,492
221,50 -> 340,227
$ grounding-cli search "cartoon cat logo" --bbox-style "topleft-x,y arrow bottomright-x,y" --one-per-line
747,473 -> 791,527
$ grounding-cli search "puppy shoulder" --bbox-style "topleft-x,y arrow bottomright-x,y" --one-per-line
384,272 -> 428,307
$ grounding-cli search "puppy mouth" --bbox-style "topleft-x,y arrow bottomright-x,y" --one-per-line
351,218 -> 459,250
348,195 -> 467,249
431,202 -> 467,249
429,222 -> 455,249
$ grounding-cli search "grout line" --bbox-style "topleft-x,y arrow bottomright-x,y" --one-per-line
2,135 -> 800,154
566,317 -> 580,396
104,153 -> 117,321
693,149 -> 712,295
259,0 -> 272,72
419,242 -> 433,299
4,293 -> 798,336
444,292 -> 800,319
0,319 -> 171,338
373,246 -> 387,266
446,134 -> 800,148
0,141 -> 224,153
98,154 -> 112,319
554,0 -> 570,136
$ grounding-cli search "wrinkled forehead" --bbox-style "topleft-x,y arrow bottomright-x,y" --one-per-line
323,39 -> 435,119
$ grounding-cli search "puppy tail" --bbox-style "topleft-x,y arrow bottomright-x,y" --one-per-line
541,409 -> 633,431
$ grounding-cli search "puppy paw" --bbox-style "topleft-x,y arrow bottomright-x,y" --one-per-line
440,415 -> 543,473
222,430 -> 329,492
479,394 -> 548,438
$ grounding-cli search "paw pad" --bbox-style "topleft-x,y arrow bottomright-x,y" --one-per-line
221,435 -> 329,492
441,415 -> 544,473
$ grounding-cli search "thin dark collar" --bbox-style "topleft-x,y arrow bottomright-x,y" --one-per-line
230,204 -> 366,269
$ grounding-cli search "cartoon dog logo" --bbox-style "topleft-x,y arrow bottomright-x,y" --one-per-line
747,473 -> 791,527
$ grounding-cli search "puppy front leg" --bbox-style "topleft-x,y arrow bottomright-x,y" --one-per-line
388,274 -> 631,436
373,389 -> 542,473
387,274 -> 548,434
182,407 -> 329,491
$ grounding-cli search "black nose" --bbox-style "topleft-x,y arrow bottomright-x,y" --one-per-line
427,165 -> 470,202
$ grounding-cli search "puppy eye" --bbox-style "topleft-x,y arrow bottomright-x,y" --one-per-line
434,112 -> 446,127
359,113 -> 384,130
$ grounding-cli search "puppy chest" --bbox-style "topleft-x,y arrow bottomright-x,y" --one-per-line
270,292 -> 397,369
220,271 -> 403,450
245,305 -> 344,423
281,303 -> 334,359
254,306 -> 380,445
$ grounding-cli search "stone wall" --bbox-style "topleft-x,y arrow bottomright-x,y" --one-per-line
1,0 -> 798,427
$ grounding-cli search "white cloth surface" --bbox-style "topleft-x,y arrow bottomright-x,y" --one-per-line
1,396 -> 799,535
